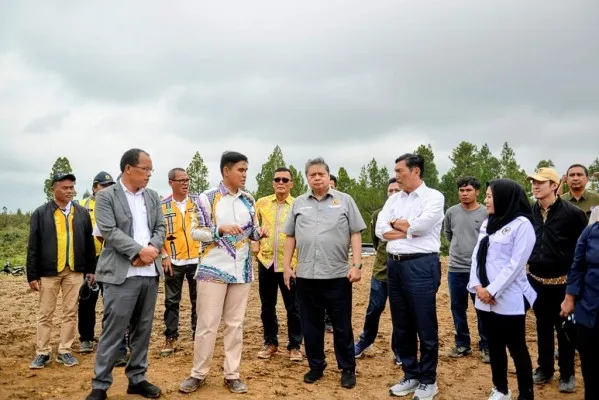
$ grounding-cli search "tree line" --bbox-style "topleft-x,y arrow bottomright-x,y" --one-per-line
29,142 -> 599,243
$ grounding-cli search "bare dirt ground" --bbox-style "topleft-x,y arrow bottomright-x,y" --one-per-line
0,258 -> 584,400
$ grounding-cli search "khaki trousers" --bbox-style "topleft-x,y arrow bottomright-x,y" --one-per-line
36,268 -> 83,355
191,281 -> 251,380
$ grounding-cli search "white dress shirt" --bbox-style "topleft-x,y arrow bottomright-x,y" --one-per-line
468,216 -> 537,315
375,182 -> 445,254
119,180 -> 157,277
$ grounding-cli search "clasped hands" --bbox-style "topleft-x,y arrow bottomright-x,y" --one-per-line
475,286 -> 496,305
132,245 -> 159,267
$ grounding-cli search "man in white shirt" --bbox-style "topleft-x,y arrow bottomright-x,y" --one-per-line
375,153 -> 444,400
159,168 -> 201,357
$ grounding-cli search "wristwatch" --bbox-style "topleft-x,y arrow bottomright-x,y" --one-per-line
353,263 -> 362,270
161,253 -> 169,260
389,218 -> 398,228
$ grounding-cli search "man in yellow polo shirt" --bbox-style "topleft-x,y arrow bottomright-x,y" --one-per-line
254,167 -> 302,362
27,173 -> 96,369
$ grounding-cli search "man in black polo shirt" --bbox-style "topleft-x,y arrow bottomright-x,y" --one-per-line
526,168 -> 587,393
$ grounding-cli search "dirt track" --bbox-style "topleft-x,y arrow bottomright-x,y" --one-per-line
0,259 -> 584,399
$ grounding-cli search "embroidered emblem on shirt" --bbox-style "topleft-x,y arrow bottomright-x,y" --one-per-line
501,226 -> 511,235
332,198 -> 340,205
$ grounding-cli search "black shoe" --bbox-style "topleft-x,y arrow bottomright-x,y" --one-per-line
532,367 -> 554,385
127,380 -> 161,398
86,389 -> 107,400
341,370 -> 356,389
304,369 -> 324,384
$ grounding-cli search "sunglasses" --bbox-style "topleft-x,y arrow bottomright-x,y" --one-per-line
273,177 -> 291,183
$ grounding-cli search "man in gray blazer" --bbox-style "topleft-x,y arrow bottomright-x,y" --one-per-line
86,148 -> 166,400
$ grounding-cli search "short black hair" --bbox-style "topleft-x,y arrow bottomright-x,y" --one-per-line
274,167 -> 292,177
168,168 -> 186,181
120,148 -> 149,172
220,151 -> 248,175
330,174 -> 338,184
395,153 -> 425,177
457,176 -> 481,190
388,177 -> 397,185
567,164 -> 589,177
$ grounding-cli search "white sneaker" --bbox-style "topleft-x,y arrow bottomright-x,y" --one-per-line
390,378 -> 419,397
413,382 -> 439,400
488,387 -> 512,400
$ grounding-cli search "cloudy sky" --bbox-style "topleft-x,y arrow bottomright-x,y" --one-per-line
1,1 -> 598,211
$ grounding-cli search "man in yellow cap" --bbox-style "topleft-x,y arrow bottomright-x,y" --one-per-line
526,167 -> 587,393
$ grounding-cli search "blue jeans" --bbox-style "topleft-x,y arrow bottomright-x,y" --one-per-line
388,254 -> 441,384
448,271 -> 488,350
357,277 -> 399,355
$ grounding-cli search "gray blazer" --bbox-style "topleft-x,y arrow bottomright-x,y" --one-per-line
95,182 -> 166,285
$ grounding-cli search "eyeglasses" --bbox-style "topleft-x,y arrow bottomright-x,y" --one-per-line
273,177 -> 291,183
131,166 -> 154,174
171,178 -> 190,183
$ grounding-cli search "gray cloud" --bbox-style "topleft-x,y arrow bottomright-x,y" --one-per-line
1,1 -> 598,211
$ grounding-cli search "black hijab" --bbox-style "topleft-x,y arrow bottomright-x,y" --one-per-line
476,179 -> 533,287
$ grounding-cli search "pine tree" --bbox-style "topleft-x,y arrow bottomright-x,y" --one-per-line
588,157 -> 599,191
535,159 -> 555,171
336,167 -> 355,192
414,144 -> 440,189
499,142 -> 528,188
255,146 -> 287,199
289,164 -> 307,197
44,157 -> 73,201
186,151 -> 210,194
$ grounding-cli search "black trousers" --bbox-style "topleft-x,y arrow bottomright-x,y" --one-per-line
163,263 -> 197,338
529,279 -> 574,378
578,319 -> 599,400
387,254 -> 440,384
78,278 -> 101,342
479,311 -> 534,400
296,277 -> 354,372
258,263 -> 302,350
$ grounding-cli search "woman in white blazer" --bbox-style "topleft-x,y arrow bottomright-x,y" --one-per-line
468,179 -> 536,400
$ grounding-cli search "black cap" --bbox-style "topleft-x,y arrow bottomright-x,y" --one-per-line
93,171 -> 115,186
52,172 -> 76,184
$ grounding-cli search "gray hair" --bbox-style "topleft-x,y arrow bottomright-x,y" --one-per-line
304,157 -> 330,176
168,167 -> 186,181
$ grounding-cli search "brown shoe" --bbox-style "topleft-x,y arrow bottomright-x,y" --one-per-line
289,349 -> 303,362
257,344 -> 277,359
160,337 -> 177,357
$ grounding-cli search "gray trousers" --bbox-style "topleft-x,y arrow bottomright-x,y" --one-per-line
92,276 -> 158,390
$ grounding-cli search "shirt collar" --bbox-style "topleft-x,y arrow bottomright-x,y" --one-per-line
538,196 -> 559,211
219,182 -> 243,198
400,182 -> 427,197
54,200 -> 73,214
268,193 -> 293,205
307,187 -> 334,200
120,179 -> 145,195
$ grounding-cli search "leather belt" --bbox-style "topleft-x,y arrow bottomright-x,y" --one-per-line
388,253 -> 437,262
528,272 -> 567,285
